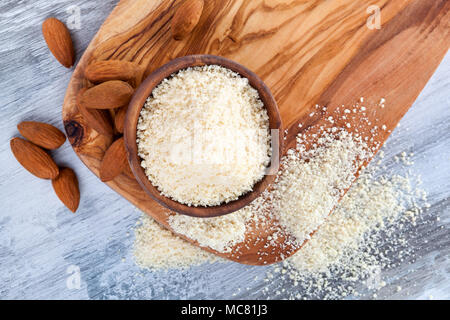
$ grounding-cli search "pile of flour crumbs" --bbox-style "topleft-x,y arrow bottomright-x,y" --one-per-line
137,65 -> 271,207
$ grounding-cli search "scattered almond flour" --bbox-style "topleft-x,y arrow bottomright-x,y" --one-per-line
168,208 -> 252,253
134,214 -> 217,270
132,99 -> 430,298
272,130 -> 372,245
137,65 -> 271,207
133,155 -> 428,297
264,154 -> 428,299
295,173 -> 419,272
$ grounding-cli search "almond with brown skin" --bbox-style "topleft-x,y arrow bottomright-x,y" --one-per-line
99,137 -> 128,182
17,121 -> 66,150
129,65 -> 146,88
52,167 -> 80,213
114,105 -> 128,134
42,17 -> 75,68
10,137 -> 59,179
76,88 -> 114,136
85,60 -> 138,83
172,0 -> 204,40
80,80 -> 134,110
123,162 -> 135,180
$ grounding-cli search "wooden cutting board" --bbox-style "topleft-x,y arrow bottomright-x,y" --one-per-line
62,0 -> 449,265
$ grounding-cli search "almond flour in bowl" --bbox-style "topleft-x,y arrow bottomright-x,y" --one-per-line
136,64 -> 272,208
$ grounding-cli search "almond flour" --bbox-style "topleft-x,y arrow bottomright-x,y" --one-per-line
272,130 -> 371,245
134,213 -> 217,270
132,148 -> 427,299
265,155 -> 428,299
132,99 -> 428,299
168,209 -> 251,253
167,129 -> 371,254
137,65 -> 271,207
139,99 -> 380,257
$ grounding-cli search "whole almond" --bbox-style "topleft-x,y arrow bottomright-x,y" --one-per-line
52,167 -> 80,213
18,121 -> 66,150
80,81 -> 134,110
99,137 -> 128,182
42,17 -> 75,68
123,162 -> 135,179
85,60 -> 138,83
172,0 -> 204,40
114,105 -> 128,134
76,88 -> 114,136
10,137 -> 59,179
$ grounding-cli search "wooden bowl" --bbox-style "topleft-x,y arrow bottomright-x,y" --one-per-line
124,55 -> 283,218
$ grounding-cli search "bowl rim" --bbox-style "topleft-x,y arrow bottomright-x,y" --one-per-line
124,54 -> 283,218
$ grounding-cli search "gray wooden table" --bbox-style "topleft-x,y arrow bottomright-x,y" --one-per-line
0,0 -> 448,300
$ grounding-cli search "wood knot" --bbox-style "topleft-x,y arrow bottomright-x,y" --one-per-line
64,120 -> 83,147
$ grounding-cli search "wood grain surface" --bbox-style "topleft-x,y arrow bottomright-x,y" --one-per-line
62,0 -> 449,265
1,0 -> 449,299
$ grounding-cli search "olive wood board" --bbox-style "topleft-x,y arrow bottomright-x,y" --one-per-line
62,0 -> 449,265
